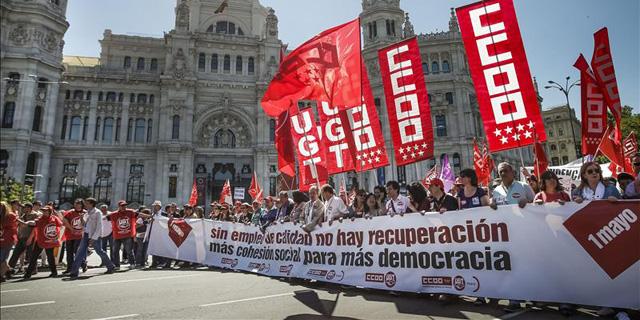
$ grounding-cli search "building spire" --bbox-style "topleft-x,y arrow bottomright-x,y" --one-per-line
403,12 -> 415,38
449,7 -> 459,32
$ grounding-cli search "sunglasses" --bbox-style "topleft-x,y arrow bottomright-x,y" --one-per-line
586,168 -> 601,175
634,162 -> 640,166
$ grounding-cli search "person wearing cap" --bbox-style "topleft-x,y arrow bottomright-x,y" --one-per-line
615,172 -> 635,199
1,201 -> 18,282
427,178 -> 459,213
19,205 -> 64,279
300,186 -> 324,232
218,203 -> 234,222
8,201 -> 39,273
62,199 -> 87,274
134,208 -> 153,268
68,198 -> 115,278
182,204 -> 197,219
106,201 -> 149,269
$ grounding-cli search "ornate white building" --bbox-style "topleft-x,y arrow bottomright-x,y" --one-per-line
1,0 -> 532,208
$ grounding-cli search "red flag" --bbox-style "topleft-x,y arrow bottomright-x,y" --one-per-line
574,54 -> 607,156
596,126 -> 625,169
290,107 -> 328,191
219,180 -> 232,205
275,111 -> 296,177
248,172 -> 263,203
591,28 -> 622,141
188,180 -> 198,206
473,139 -> 494,186
623,132 -> 637,158
420,165 -> 440,189
533,135 -> 549,178
456,0 -> 546,152
261,18 -> 362,118
279,44 -> 288,65
378,37 -> 434,165
317,101 -> 356,174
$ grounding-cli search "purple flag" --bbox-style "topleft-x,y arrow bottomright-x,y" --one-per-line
439,154 -> 455,193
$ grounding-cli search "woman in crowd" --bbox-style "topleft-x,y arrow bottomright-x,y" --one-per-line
135,208 -> 152,268
0,201 -> 18,282
456,168 -> 490,209
534,171 -> 570,203
572,162 -> 620,202
527,175 -> 540,194
348,190 -> 367,219
290,191 -> 309,224
194,206 -> 205,219
364,193 -> 384,218
427,179 -> 459,213
373,186 -> 387,214
407,182 -> 430,212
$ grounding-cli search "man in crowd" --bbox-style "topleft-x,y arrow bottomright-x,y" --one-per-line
321,184 -> 348,224
62,199 -> 87,274
275,191 -> 294,222
99,204 -> 113,262
69,198 -> 115,279
250,200 -> 264,226
385,181 -> 410,215
149,200 -> 167,269
8,201 -> 38,274
490,162 -> 535,210
301,185 -> 324,232
106,201 -> 147,269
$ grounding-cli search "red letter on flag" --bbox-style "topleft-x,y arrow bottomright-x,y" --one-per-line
574,54 -> 607,157
290,107 -> 328,191
591,28 -> 622,141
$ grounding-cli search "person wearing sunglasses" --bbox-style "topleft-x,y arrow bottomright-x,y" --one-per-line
572,161 -> 620,203
534,171 -> 570,204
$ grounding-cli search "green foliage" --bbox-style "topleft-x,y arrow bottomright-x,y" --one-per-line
620,105 -> 640,139
0,179 -> 34,203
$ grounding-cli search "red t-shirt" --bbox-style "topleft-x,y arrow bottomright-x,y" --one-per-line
534,191 -> 571,203
35,215 -> 63,249
109,209 -> 137,240
63,210 -> 85,240
0,213 -> 18,247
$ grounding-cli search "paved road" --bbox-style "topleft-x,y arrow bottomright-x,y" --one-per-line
0,263 -> 622,319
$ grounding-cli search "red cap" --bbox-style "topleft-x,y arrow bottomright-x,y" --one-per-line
118,200 -> 128,206
427,178 -> 444,190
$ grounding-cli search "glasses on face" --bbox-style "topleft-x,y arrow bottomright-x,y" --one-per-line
634,162 -> 640,166
586,168 -> 601,175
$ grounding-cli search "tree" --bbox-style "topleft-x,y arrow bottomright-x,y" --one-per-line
609,105 -> 639,138
0,179 -> 34,203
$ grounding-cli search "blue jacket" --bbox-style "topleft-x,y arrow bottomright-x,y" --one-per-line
571,182 -> 621,199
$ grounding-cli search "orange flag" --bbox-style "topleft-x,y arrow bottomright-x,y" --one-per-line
219,180 -> 232,205
188,180 -> 198,206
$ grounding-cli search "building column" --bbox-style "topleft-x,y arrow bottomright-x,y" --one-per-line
87,91 -> 98,144
36,150 -> 52,202
121,100 -> 130,145
16,76 -> 36,131
44,83 -> 60,138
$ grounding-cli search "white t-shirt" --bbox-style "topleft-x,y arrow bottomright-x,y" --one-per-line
581,182 -> 606,200
385,195 -> 410,214
101,215 -> 112,238
324,195 -> 348,222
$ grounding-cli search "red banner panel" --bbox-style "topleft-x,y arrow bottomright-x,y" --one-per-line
378,37 -> 434,166
574,54 -> 607,157
456,0 -> 546,152
591,27 -> 622,141
290,107 -> 328,191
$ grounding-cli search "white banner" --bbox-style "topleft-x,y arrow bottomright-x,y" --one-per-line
148,200 -> 640,309
234,187 -> 245,200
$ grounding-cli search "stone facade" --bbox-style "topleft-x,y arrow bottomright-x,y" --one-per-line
542,105 -> 582,166
1,0 -> 534,208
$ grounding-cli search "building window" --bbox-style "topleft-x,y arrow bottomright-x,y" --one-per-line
137,94 -> 147,104
549,130 -> 554,137
385,19 -> 395,36
126,176 -> 145,204
431,61 -> 440,74
172,115 -> 180,139
69,116 -> 82,141
127,118 -> 133,142
213,21 -> 236,34
106,92 -> 116,102
94,117 -> 101,141
61,115 -> 68,139
73,90 -> 83,100
445,92 -> 454,105
146,119 -> 152,143
98,92 -> 104,101
32,106 -> 43,132
396,166 -> 406,185
269,119 -> 276,142
59,176 -> 78,204
103,117 -> 114,143
0,149 -> 8,171
248,57 -> 255,74
453,153 -> 461,172
86,91 -> 92,101
236,56 -> 243,74
223,55 -> 230,73
368,21 -> 377,39
82,116 -> 89,140
442,60 -> 450,73
168,176 -> 177,198
94,164 -> 112,205
422,62 -> 429,74
211,54 -> 218,73
214,129 -> 235,148
198,53 -> 206,72
118,92 -> 124,102
435,115 -> 447,137
428,94 -> 432,103
134,118 -> 145,142
25,152 -> 37,177
150,58 -> 158,71
269,176 -> 277,197
552,157 -> 559,166
115,118 -> 121,142
149,95 -> 154,104
130,93 -> 135,103
559,128 -> 564,136
550,144 -> 557,151
124,56 -> 131,69
562,156 -> 569,164
65,90 -> 71,100
137,57 -> 145,70
560,143 -> 566,150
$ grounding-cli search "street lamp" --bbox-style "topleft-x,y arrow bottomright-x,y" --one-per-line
544,76 -> 581,160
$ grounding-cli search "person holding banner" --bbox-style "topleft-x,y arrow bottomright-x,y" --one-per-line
385,181 -> 410,215
373,186 -> 387,214
347,190 -> 367,219
490,163 -> 535,209
572,162 -> 620,202
407,182 -> 430,213
301,186 -> 324,232
456,169 -> 490,209
425,179 -> 459,213
250,200 -> 264,226
321,184 -> 348,224
290,192 -> 308,224
534,171 -> 571,204
275,191 -> 294,222
364,193 -> 384,218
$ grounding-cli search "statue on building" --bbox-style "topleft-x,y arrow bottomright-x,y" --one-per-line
403,13 -> 415,38
449,8 -> 459,32
266,8 -> 278,38
172,48 -> 187,79
175,0 -> 190,32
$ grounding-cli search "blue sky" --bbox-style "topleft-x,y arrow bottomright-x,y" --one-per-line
64,0 -> 639,114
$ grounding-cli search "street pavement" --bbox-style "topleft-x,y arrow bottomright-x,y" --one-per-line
0,257 -> 626,319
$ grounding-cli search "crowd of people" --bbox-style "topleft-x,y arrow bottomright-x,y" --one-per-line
1,157 -> 638,319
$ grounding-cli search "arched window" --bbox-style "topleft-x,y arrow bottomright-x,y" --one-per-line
236,56 -> 243,73
86,91 -> 92,101
73,90 -> 83,100
214,129 -> 235,148
442,60 -> 450,73
126,175 -> 145,205
223,55 -> 231,73
134,118 -> 145,142
59,176 -> 78,204
146,119 -> 153,143
150,58 -> 158,71
439,153 -> 447,166
422,62 -> 429,74
94,117 -> 101,140
102,117 -> 114,143
130,93 -> 135,103
69,116 -> 82,141
0,149 -> 8,171
106,92 -> 116,102
149,95 -> 155,104
431,61 -> 440,73
137,57 -> 145,70
269,119 -> 276,142
172,115 -> 180,140
82,116 -> 89,140
435,115 -> 447,137
2,102 -> 15,128
25,152 -> 37,179
559,128 -> 564,136
445,92 -> 454,105
94,163 -> 112,206
213,21 -> 237,34
560,143 -> 566,150
550,144 -> 557,151
211,54 -> 218,73
198,53 -> 206,71
124,56 -> 131,69
248,57 -> 255,74
137,94 -> 147,104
